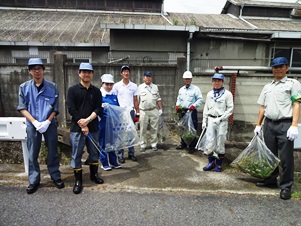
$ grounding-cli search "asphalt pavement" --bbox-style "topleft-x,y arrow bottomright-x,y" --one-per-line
0,136 -> 301,225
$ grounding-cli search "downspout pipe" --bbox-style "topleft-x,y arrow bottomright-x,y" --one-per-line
187,32 -> 193,71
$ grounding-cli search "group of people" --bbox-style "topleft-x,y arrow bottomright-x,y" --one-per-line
17,58 -> 163,195
18,56 -> 300,200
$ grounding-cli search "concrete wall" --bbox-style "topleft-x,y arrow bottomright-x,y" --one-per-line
1,54 -> 301,143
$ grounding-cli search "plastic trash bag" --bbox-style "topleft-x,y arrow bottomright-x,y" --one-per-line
196,128 -> 207,152
157,115 -> 170,144
105,105 -> 139,151
230,135 -> 280,179
177,111 -> 196,146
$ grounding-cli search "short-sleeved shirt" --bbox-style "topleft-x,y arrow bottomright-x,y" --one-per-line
17,79 -> 59,126
257,76 -> 301,120
176,84 -> 203,109
112,80 -> 138,108
138,83 -> 161,110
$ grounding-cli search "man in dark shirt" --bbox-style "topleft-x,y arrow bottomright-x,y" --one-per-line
67,62 -> 103,194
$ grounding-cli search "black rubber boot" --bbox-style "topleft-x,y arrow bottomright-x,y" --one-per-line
73,169 -> 83,194
90,165 -> 104,184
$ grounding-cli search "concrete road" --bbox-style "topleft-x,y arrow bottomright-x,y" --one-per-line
0,142 -> 301,225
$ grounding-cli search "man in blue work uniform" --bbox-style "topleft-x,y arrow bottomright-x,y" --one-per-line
67,63 -> 104,194
175,71 -> 203,153
17,58 -> 64,194
254,57 -> 301,200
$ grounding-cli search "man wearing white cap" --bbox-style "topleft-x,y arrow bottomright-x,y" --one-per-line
175,71 -> 203,153
17,58 -> 64,194
67,62 -> 104,194
202,73 -> 233,172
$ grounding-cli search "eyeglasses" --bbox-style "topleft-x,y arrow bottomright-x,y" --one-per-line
31,67 -> 43,71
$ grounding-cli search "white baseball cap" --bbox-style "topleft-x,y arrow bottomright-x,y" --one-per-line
101,74 -> 114,83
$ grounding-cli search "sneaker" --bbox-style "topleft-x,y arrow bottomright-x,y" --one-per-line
101,165 -> 112,171
111,164 -> 121,169
118,157 -> 125,164
152,146 -> 158,151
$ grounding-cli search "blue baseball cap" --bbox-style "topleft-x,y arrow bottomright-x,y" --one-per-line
79,63 -> 93,71
121,65 -> 130,72
271,57 -> 288,67
212,73 -> 224,81
144,71 -> 153,76
28,58 -> 43,66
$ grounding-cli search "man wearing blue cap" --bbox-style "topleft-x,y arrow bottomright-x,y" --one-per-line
254,57 -> 301,200
202,73 -> 233,172
67,62 -> 104,194
138,71 -> 163,152
17,58 -> 64,194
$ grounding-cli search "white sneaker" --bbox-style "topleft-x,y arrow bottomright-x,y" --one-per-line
101,165 -> 112,171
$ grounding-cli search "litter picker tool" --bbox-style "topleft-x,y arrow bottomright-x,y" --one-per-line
87,133 -> 107,159
195,127 -> 206,150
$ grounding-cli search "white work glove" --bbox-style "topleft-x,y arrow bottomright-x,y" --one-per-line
213,117 -> 221,125
287,126 -> 299,141
102,103 -> 109,108
37,120 -> 51,133
254,126 -> 261,136
158,109 -> 163,116
202,121 -> 207,130
32,120 -> 42,130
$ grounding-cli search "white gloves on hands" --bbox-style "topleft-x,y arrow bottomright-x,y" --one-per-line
37,120 -> 51,133
202,122 -> 207,130
254,126 -> 261,136
213,118 -> 221,125
158,109 -> 163,116
32,120 -> 42,130
287,126 -> 299,141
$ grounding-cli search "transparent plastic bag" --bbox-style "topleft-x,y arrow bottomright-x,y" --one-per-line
177,111 -> 196,146
157,115 -> 170,144
105,105 -> 139,151
230,135 -> 280,179
196,129 -> 206,152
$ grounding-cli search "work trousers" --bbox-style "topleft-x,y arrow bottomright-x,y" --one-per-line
263,118 -> 294,190
205,117 -> 228,154
70,132 -> 99,169
140,108 -> 159,148
26,123 -> 61,185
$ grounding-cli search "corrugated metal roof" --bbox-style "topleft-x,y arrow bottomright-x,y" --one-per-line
1,7 -> 301,45
246,18 -> 301,31
227,0 -> 301,8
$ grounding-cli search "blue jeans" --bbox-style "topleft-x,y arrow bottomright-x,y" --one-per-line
70,132 -> 99,169
26,123 -> 61,185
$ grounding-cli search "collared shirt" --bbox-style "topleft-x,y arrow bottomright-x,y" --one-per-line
67,83 -> 102,132
203,89 -> 234,121
138,83 -> 161,110
176,84 -> 203,109
112,80 -> 138,108
257,76 -> 301,120
17,79 -> 59,126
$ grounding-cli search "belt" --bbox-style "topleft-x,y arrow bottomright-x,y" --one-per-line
140,107 -> 156,111
208,114 -> 222,118
265,117 -> 292,123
